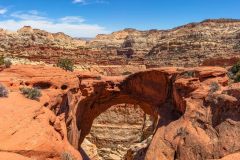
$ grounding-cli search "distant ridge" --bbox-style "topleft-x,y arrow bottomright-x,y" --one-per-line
0,18 -> 240,67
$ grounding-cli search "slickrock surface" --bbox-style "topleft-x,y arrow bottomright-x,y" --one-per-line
1,65 -> 240,160
1,19 -> 240,66
0,152 -> 31,160
0,65 -> 82,160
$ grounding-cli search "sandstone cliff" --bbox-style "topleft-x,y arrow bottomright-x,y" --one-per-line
1,19 -> 240,66
89,19 -> 240,66
1,65 -> 240,160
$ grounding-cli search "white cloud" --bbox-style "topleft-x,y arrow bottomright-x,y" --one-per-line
0,11 -> 110,37
60,16 -> 85,23
0,8 -> 7,15
73,0 -> 85,4
11,10 -> 47,20
73,0 -> 108,5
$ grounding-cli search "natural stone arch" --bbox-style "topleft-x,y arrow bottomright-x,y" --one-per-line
75,69 -> 182,150
0,64 -> 232,160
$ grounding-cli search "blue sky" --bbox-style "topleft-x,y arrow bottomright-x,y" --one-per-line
0,0 -> 240,37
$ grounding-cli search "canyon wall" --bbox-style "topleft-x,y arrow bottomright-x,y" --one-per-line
83,104 -> 156,160
1,19 -> 240,67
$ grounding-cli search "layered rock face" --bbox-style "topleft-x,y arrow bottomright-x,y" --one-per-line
1,19 -> 240,66
0,26 -> 96,64
1,65 -> 240,160
89,19 -> 240,66
83,104 -> 156,160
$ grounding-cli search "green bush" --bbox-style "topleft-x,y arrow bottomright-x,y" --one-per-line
229,61 -> 240,82
175,127 -> 188,138
0,56 -> 12,68
122,71 -> 132,75
0,56 -> 5,66
231,61 -> 240,74
61,152 -> 76,160
20,87 -> 42,100
4,59 -> 12,68
235,72 -> 240,82
183,71 -> 195,78
57,58 -> 74,72
95,76 -> 102,80
0,83 -> 8,97
209,82 -> 220,93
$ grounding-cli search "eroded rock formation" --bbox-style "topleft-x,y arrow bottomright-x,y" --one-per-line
1,64 -> 240,160
89,19 -> 240,67
1,19 -> 240,66
0,65 -> 83,160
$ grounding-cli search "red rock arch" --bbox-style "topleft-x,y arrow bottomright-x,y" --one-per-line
75,69 -> 181,148
64,66 -> 230,160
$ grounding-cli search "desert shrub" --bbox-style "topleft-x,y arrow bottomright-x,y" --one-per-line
20,87 -> 42,100
0,83 -> 8,97
0,56 -> 12,68
122,71 -> 132,75
176,68 -> 184,72
227,71 -> 235,80
175,127 -> 188,138
61,152 -> 76,160
57,58 -> 74,72
95,76 -> 102,80
229,61 -> 240,82
4,59 -> 12,68
231,61 -> 240,74
183,71 -> 195,78
209,82 -> 220,93
0,56 -> 4,65
234,72 -> 240,82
